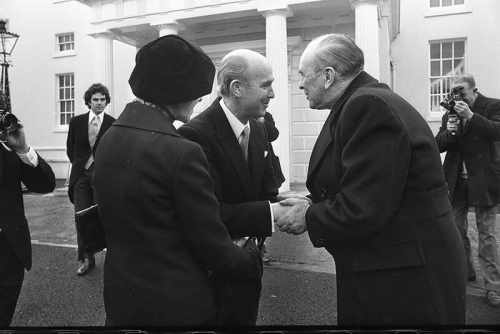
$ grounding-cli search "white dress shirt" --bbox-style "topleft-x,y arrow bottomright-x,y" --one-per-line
88,110 -> 104,133
219,99 -> 275,232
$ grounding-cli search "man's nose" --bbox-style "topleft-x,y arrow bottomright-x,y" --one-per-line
269,87 -> 275,99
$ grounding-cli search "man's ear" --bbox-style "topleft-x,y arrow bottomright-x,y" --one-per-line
229,80 -> 243,98
323,67 -> 335,89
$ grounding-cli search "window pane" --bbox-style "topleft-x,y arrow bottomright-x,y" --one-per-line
442,60 -> 452,75
454,41 -> 465,57
65,88 -> 70,99
430,43 -> 440,59
69,42 -> 74,50
71,88 -> 74,99
59,88 -> 64,100
430,0 -> 440,7
71,101 -> 74,113
454,59 -> 464,73
64,75 -> 69,86
431,79 -> 440,94
442,0 -> 452,6
60,101 -> 66,113
431,61 -> 440,76
455,0 -> 464,4
59,76 -> 64,87
442,42 -> 452,58
70,75 -> 74,86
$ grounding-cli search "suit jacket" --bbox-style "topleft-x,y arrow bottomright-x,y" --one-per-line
0,145 -> 55,270
436,93 -> 500,206
66,112 -> 115,202
305,71 -> 466,326
179,99 -> 278,239
93,101 -> 261,326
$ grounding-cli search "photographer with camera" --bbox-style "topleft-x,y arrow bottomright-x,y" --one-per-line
0,105 -> 55,326
436,74 -> 500,308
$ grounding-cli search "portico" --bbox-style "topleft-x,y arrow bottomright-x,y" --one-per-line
76,0 -> 395,187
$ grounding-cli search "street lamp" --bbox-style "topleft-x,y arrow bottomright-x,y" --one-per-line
0,18 -> 21,141
0,19 -> 19,114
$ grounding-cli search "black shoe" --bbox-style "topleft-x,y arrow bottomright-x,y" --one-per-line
77,256 -> 95,276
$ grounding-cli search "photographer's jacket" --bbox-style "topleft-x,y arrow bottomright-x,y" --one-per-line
436,93 -> 500,206
0,145 -> 55,270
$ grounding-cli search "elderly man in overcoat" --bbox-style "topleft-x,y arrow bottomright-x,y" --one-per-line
277,33 -> 467,326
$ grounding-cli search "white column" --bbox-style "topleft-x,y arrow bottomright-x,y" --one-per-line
153,20 -> 185,37
260,7 -> 291,191
351,0 -> 381,79
95,33 -> 115,116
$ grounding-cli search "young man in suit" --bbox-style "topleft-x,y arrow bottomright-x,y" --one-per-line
277,33 -> 466,325
436,74 -> 500,307
0,117 -> 55,326
66,83 -> 115,275
179,49 -> 288,325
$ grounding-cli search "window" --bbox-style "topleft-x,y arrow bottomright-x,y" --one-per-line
429,39 -> 465,113
430,0 -> 464,7
56,33 -> 74,52
57,73 -> 75,126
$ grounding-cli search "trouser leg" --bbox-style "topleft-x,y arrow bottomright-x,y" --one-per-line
475,205 -> 500,292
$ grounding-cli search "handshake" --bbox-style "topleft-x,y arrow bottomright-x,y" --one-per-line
271,192 -> 311,235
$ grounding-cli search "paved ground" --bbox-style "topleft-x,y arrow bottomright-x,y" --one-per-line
9,184 -> 500,327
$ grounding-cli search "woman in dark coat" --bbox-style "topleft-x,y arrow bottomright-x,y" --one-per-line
93,35 -> 262,327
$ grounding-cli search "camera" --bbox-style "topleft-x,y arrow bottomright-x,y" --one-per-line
440,85 -> 466,112
0,92 -> 22,141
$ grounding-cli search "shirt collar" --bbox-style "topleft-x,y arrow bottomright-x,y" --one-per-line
88,110 -> 104,124
219,98 -> 250,140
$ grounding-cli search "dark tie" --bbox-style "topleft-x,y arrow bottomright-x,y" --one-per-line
239,125 -> 250,162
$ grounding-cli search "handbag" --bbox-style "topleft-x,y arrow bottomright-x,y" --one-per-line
75,204 -> 106,253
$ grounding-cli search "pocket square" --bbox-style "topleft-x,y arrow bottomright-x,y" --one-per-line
264,150 -> 269,158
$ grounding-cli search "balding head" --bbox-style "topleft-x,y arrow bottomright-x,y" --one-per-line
301,34 -> 364,80
217,49 -> 272,97
217,49 -> 275,122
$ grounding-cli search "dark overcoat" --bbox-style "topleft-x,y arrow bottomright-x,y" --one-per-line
66,112 -> 115,202
435,93 -> 500,206
305,71 -> 466,326
0,145 -> 55,270
178,99 -> 277,325
93,101 -> 261,327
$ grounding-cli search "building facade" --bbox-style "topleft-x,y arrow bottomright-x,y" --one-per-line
2,0 -> 500,189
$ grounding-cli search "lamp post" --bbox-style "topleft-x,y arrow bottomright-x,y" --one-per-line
0,19 -> 19,113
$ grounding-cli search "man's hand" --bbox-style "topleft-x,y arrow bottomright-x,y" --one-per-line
271,202 -> 292,223
275,198 -> 310,235
5,127 -> 29,154
454,101 -> 473,121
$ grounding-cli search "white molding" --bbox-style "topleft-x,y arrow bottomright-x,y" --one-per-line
200,36 -> 302,58
32,147 -> 67,151
52,51 -> 77,59
425,3 -> 471,18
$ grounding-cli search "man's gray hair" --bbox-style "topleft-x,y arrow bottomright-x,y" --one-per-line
454,73 -> 476,89
310,34 -> 364,78
217,53 -> 249,96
